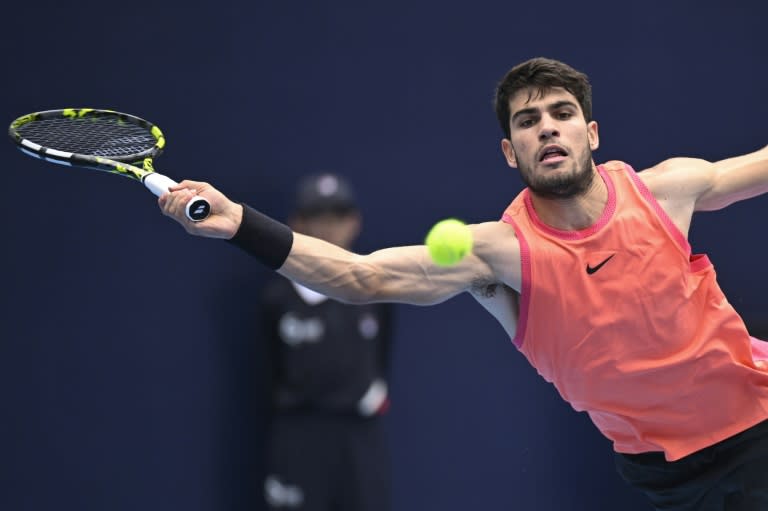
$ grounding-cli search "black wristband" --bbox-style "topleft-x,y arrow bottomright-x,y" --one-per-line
227,204 -> 294,269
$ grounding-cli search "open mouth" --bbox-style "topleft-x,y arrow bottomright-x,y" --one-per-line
539,145 -> 568,162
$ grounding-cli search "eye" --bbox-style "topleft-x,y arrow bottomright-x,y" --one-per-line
519,118 -> 535,128
556,111 -> 574,120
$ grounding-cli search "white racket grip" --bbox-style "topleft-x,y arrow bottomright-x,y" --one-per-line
144,173 -> 178,197
144,173 -> 211,222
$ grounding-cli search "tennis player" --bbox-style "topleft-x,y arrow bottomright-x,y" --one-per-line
159,57 -> 768,510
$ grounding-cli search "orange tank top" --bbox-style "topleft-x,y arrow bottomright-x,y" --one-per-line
501,161 -> 768,461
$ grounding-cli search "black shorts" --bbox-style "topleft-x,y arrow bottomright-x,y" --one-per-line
264,413 -> 390,511
614,419 -> 768,511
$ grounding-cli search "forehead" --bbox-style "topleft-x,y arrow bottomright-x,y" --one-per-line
508,86 -> 580,114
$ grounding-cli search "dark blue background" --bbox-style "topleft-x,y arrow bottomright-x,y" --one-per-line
2,1 -> 766,510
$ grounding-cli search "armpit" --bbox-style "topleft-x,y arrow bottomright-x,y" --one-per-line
469,281 -> 520,338
470,278 -> 501,299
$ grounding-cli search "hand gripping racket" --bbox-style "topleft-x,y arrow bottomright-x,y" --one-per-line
8,108 -> 211,221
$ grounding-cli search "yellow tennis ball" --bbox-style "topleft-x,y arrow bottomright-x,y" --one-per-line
425,218 -> 473,266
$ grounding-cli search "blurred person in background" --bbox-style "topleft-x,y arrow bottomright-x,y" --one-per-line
258,173 -> 394,511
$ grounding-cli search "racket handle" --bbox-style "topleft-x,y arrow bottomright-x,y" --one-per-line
143,173 -> 211,222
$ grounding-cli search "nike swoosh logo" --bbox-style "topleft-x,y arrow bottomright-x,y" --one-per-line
586,254 -> 615,275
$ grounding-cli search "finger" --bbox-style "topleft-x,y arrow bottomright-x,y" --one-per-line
176,179 -> 207,192
158,193 -> 180,217
161,189 -> 189,218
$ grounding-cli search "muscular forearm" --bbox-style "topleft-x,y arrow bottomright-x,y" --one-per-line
227,205 -> 378,302
227,204 -> 495,306
278,233 -> 377,303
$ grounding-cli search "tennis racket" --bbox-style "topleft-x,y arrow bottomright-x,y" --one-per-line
8,108 -> 211,221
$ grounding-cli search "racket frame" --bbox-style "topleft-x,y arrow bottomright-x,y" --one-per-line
9,108 -> 164,181
9,108 -> 211,221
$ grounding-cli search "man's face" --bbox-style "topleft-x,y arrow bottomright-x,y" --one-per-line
501,87 -> 599,199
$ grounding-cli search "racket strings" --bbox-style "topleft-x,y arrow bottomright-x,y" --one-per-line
17,117 -> 157,157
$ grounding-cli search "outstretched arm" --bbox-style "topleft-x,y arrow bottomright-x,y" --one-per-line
641,145 -> 768,235
158,181 -> 507,306
278,234 -> 490,305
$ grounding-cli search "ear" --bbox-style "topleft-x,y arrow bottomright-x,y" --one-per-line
587,120 -> 600,151
501,138 -> 518,168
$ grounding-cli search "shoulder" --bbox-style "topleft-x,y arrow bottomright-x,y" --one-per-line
470,219 -> 517,235
637,157 -> 714,198
633,157 -> 717,236
469,220 -> 518,255
468,220 -> 522,293
599,160 -> 630,172
639,157 -> 711,176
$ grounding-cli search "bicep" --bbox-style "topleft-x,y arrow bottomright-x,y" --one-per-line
696,146 -> 768,211
357,244 -> 495,305
371,220 -> 524,306
279,231 -> 495,306
646,148 -> 768,213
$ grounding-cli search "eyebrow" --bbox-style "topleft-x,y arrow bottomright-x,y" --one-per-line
511,100 -> 579,122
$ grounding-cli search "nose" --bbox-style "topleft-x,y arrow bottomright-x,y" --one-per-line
538,114 -> 560,140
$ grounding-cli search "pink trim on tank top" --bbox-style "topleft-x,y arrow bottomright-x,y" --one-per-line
501,214 -> 530,349
624,165 -> 692,256
522,165 -> 617,240
752,337 -> 768,362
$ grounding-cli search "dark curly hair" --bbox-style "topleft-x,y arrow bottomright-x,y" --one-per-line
494,57 -> 592,139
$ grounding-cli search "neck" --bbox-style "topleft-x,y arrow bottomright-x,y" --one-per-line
528,165 -> 607,231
